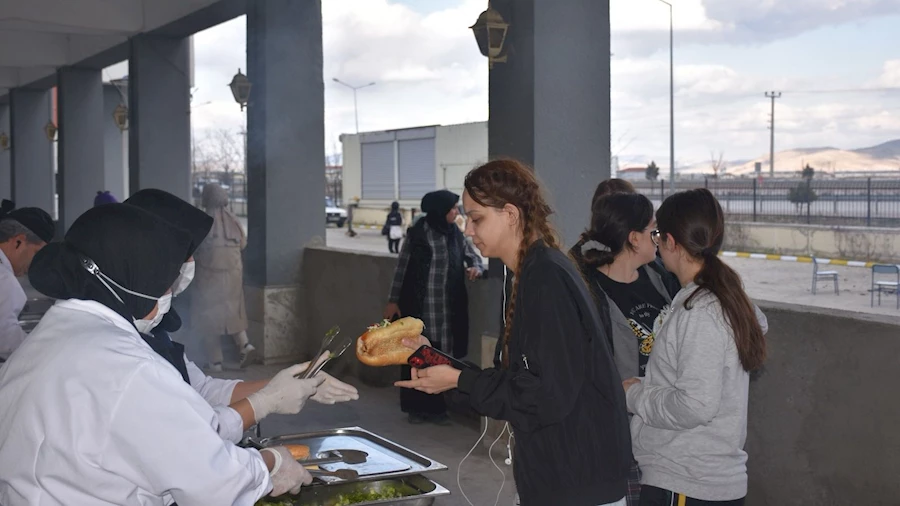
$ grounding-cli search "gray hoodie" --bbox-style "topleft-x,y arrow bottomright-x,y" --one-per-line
625,283 -> 768,501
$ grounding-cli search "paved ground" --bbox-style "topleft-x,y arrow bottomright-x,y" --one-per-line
217,364 -> 517,506
324,227 -> 900,323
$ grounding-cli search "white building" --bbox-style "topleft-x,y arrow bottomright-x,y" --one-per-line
340,121 -> 488,224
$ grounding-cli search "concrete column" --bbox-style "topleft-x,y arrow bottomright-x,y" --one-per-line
0,104 -> 10,199
245,0 -> 325,363
488,0 -> 611,247
9,89 -> 55,215
57,68 -> 105,232
480,0 -> 612,444
128,35 -> 191,202
103,84 -> 128,200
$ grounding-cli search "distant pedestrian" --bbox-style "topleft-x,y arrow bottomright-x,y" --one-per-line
383,202 -> 404,253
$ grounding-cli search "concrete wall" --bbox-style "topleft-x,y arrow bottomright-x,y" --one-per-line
746,301 -> 900,504
0,104 -> 9,200
435,121 -> 488,195
725,221 -> 900,263
295,247 -> 900,504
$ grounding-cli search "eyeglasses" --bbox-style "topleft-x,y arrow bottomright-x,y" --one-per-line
650,229 -> 660,246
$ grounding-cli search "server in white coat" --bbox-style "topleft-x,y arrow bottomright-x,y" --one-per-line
0,204 -> 316,506
0,201 -> 55,360
124,189 -> 359,442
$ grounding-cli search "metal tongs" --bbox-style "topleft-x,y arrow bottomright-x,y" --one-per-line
294,325 -> 354,379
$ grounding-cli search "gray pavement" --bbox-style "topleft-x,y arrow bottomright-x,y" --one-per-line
217,364 -> 517,506
324,227 -> 900,323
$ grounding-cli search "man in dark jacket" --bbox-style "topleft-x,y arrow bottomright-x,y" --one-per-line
383,190 -> 483,424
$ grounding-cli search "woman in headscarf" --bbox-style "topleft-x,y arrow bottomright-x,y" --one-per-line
125,189 -> 358,444
193,183 -> 253,371
382,201 -> 403,254
383,190 -> 484,425
0,204 -> 314,505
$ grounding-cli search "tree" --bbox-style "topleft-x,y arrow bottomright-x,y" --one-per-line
802,163 -> 815,180
645,161 -> 660,181
710,151 -> 726,179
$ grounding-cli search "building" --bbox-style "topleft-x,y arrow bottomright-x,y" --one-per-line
616,165 -> 648,181
340,121 -> 487,224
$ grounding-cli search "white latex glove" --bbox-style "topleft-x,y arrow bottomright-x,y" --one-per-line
247,364 -> 325,421
294,361 -> 359,405
261,446 -> 313,496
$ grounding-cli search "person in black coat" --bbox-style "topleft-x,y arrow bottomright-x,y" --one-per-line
383,201 -> 404,253
397,160 -> 631,506
383,190 -> 483,424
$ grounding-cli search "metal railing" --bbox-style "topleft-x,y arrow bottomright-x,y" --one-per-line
634,178 -> 900,228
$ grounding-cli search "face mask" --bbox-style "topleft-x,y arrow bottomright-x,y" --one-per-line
134,293 -> 172,334
81,257 -> 168,334
172,261 -> 195,296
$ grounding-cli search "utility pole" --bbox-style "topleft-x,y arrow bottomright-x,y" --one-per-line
765,91 -> 781,177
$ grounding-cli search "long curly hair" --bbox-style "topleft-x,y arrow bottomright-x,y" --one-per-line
464,159 -> 560,367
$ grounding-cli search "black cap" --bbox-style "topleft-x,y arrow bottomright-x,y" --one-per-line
2,206 -> 55,244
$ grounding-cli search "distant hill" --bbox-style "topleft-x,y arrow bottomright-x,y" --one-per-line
679,139 -> 900,176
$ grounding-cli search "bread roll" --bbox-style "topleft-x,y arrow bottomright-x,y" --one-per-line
285,444 -> 310,460
356,317 -> 424,366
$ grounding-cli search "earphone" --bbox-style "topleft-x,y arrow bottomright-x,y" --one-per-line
456,265 -> 513,506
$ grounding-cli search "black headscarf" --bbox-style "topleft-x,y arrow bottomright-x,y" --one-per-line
29,204 -> 193,381
29,203 -> 190,320
125,189 -> 213,336
124,189 -> 213,260
421,190 -> 459,235
0,201 -> 55,244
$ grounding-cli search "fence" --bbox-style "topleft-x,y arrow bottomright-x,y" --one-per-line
633,178 -> 900,228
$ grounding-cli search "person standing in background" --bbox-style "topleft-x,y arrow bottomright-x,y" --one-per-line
192,183 -> 255,372
383,201 -> 404,254
384,190 -> 483,425
0,201 -> 55,361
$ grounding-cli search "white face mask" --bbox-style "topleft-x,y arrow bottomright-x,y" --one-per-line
172,261 -> 195,296
134,293 -> 172,335
81,257 -> 172,335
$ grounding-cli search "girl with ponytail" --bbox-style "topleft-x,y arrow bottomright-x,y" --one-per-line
624,188 -> 768,506
397,159 -> 632,506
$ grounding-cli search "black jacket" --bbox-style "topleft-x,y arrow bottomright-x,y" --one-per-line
457,242 -> 631,506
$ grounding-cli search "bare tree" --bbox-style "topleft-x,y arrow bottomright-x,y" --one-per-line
710,151 -> 726,179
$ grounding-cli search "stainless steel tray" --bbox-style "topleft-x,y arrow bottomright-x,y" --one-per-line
253,427 -> 447,483
258,474 -> 450,506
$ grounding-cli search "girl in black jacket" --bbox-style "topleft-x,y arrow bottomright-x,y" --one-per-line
397,159 -> 631,506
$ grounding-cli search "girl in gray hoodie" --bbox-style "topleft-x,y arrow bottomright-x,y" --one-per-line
624,188 -> 768,506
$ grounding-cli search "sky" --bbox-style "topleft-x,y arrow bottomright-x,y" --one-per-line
106,0 -> 900,170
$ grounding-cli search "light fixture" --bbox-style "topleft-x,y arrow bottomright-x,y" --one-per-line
44,122 -> 57,142
113,103 -> 129,131
228,68 -> 252,111
470,2 -> 510,69
0,132 -> 8,151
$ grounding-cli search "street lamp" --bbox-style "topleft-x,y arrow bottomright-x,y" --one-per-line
332,78 -> 376,134
469,2 -> 510,69
656,0 -> 675,195
228,68 -> 252,111
113,103 -> 129,131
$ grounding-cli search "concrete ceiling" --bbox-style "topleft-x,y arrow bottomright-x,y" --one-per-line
0,0 -> 232,97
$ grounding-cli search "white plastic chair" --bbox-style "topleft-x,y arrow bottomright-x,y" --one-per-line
871,264 -> 900,309
812,257 -> 839,295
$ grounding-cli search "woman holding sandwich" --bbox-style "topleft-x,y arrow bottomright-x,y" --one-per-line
396,159 -> 632,506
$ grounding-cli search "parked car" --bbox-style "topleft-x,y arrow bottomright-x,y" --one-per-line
326,197 -> 347,227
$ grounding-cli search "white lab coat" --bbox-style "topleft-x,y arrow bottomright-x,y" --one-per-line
185,358 -> 246,443
0,299 -> 273,506
0,247 -> 27,359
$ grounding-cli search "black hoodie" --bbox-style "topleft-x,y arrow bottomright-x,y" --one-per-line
457,241 -> 631,506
